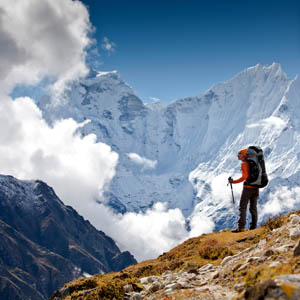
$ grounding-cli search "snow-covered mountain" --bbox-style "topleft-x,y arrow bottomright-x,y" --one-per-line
39,63 -> 300,230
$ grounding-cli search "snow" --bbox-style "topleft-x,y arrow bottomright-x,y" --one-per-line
0,175 -> 63,212
96,70 -> 118,77
38,63 -> 300,230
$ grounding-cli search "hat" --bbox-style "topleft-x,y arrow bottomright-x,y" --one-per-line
238,149 -> 248,158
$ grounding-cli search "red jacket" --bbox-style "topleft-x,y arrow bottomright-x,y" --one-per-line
232,161 -> 256,189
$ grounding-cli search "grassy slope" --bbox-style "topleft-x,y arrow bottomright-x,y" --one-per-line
49,210 -> 300,300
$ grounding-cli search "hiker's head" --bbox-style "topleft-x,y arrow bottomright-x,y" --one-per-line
238,149 -> 247,161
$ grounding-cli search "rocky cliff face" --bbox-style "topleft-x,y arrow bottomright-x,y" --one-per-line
0,174 -> 136,300
49,210 -> 300,300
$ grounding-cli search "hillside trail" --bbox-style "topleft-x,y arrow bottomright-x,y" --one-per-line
51,212 -> 300,300
129,213 -> 300,300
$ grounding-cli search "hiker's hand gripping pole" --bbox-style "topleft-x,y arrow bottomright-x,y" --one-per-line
227,177 -> 235,204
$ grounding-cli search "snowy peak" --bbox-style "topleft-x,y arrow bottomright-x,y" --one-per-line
87,69 -> 118,79
237,63 -> 289,82
0,174 -> 64,212
274,74 -> 300,123
198,63 -> 291,128
38,64 -> 300,230
162,63 -> 291,161
82,69 -> 129,91
39,68 -> 145,126
146,100 -> 167,111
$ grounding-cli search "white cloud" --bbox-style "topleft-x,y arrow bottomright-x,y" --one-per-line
247,116 -> 287,133
210,173 -> 241,205
188,213 -> 215,238
0,0 -> 92,97
0,0 -> 118,213
261,186 -> 300,217
128,152 -> 157,170
102,37 -> 116,55
83,202 -> 214,261
0,96 -> 118,209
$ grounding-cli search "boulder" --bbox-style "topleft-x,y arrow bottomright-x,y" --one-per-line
147,281 -> 164,293
290,228 -> 300,239
221,256 -> 233,266
289,214 -> 300,225
264,249 -> 275,257
140,276 -> 160,285
275,274 -> 300,287
130,293 -> 142,300
124,284 -> 134,293
294,240 -> 300,256
165,282 -> 181,291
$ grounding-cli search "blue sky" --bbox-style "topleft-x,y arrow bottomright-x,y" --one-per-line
81,0 -> 300,103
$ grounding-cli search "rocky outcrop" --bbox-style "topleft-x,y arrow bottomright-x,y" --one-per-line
0,174 -> 137,300
239,275 -> 300,300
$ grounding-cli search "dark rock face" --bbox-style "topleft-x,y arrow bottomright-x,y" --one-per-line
0,174 -> 137,300
111,251 -> 136,271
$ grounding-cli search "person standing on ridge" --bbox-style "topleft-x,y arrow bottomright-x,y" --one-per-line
228,149 -> 259,232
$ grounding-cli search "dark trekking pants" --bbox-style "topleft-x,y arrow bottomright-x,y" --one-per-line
238,187 -> 259,230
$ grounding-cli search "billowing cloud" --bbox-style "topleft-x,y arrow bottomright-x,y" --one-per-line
0,0 -> 117,210
102,37 -> 116,55
247,116 -> 287,133
260,186 -> 300,217
83,202 -> 214,261
128,152 -> 157,170
188,213 -> 215,238
0,0 -> 92,96
0,96 -> 118,209
210,173 -> 242,205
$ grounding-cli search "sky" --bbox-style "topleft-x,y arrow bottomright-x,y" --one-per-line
0,0 -> 300,262
81,0 -> 300,103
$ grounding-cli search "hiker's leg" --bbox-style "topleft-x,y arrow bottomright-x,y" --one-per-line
238,188 -> 249,229
249,189 -> 259,229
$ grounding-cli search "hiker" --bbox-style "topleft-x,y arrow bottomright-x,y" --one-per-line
228,149 -> 259,232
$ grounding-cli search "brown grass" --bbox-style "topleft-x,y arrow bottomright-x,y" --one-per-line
52,211 -> 300,300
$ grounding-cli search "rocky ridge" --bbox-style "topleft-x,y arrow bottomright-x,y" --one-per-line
50,211 -> 300,299
0,174 -> 137,300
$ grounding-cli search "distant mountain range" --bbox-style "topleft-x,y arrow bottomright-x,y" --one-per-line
39,63 -> 300,231
0,174 -> 136,300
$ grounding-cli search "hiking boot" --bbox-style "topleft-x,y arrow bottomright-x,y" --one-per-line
231,228 -> 245,233
249,226 -> 256,230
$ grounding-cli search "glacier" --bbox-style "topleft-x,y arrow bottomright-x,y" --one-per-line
38,63 -> 300,231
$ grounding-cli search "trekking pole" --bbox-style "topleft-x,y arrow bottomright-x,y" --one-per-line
227,177 -> 235,204
229,182 -> 235,204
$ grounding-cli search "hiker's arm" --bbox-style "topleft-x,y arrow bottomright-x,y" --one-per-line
232,163 -> 249,184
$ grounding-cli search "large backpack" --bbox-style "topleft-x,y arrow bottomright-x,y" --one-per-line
245,146 -> 268,188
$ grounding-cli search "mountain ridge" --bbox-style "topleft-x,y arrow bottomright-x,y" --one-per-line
0,174 -> 137,299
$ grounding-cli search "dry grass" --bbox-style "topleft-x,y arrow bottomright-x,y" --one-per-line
244,263 -> 293,288
50,211 -> 300,300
